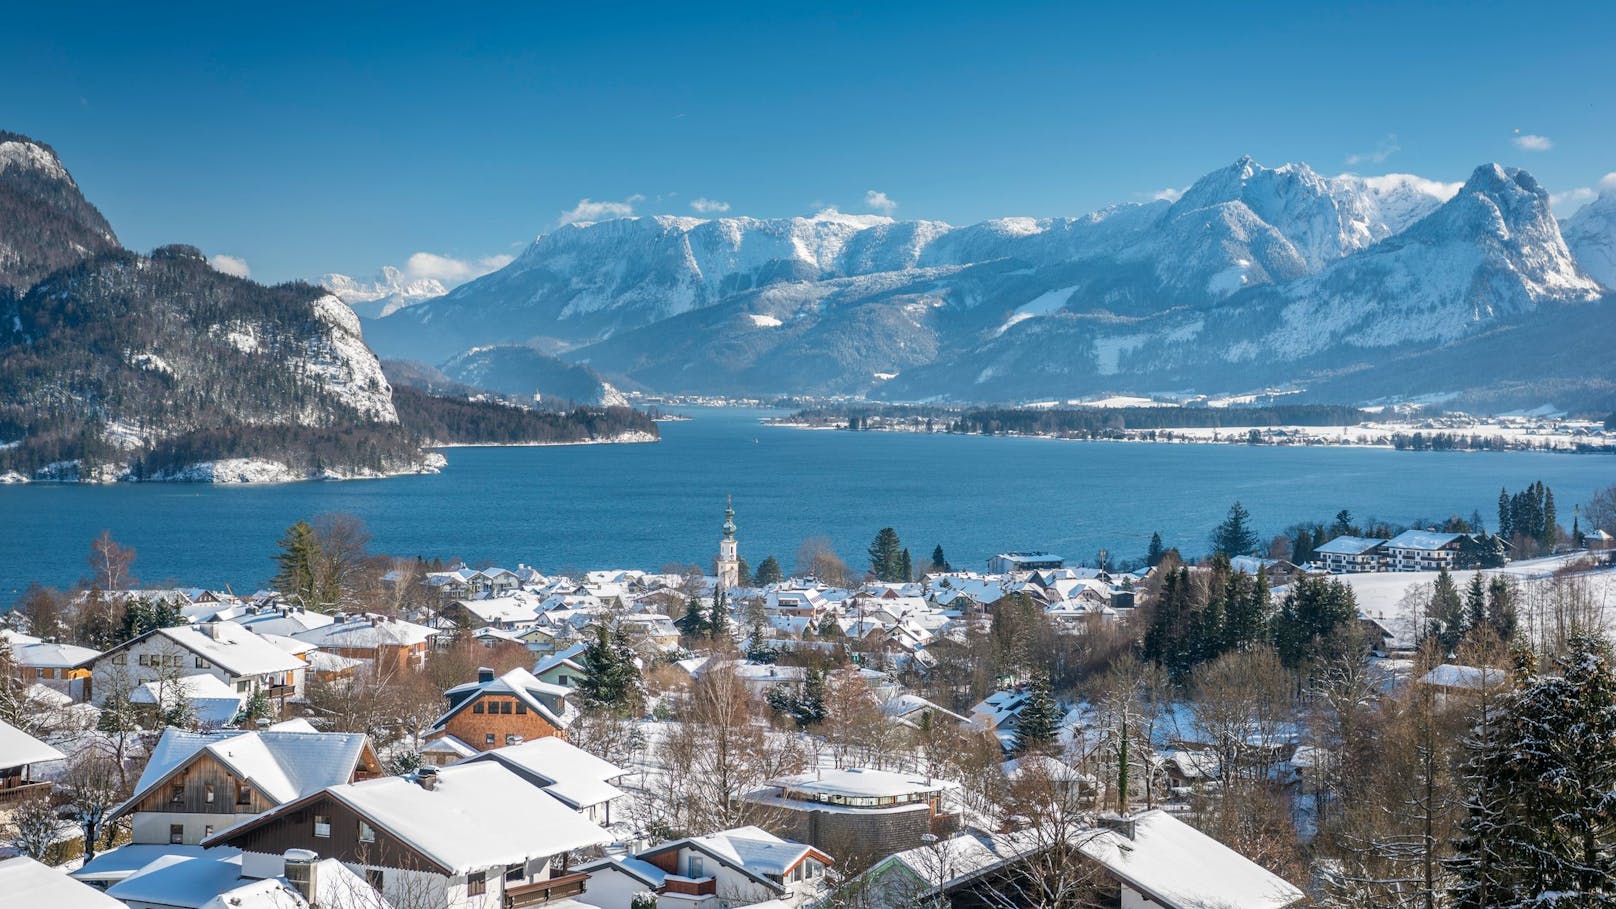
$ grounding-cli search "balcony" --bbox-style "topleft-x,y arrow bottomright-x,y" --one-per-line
0,778 -> 52,803
662,875 -> 718,896
504,871 -> 589,908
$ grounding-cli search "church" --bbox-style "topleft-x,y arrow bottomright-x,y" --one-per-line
716,496 -> 740,590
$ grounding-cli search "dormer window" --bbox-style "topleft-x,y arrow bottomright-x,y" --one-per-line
170,784 -> 184,804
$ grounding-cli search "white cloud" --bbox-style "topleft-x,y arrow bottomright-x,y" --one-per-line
209,254 -> 250,278
690,197 -> 731,213
1551,187 -> 1598,214
1603,172 -> 1616,192
1512,132 -> 1553,152
558,194 -> 644,226
403,252 -> 514,285
1146,187 -> 1183,203
864,189 -> 898,214
1346,134 -> 1401,166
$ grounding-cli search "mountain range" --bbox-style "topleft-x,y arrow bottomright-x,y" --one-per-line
360,158 -> 1616,412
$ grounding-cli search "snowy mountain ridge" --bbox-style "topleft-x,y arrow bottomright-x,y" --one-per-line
319,266 -> 450,319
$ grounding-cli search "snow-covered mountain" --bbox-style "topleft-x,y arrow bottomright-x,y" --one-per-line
318,266 -> 449,319
440,345 -> 627,406
365,157 -> 1614,409
1563,189 -> 1616,290
0,131 -> 118,291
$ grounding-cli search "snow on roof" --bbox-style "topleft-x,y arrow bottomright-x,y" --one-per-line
771,767 -> 958,799
134,623 -> 307,677
1077,810 -> 1304,909
0,856 -> 125,909
10,639 -> 100,668
290,614 -> 437,649
128,728 -> 369,811
306,650 -> 365,673
230,608 -> 335,637
73,845 -> 235,885
437,667 -> 574,730
1385,529 -> 1464,551
535,642 -> 589,675
254,632 -> 319,656
421,734 -> 479,758
107,853 -> 248,908
686,825 -> 812,877
1313,535 -> 1388,556
461,736 -> 628,808
0,717 -> 66,767
1419,664 -> 1506,690
295,762 -> 610,874
132,674 -> 245,726
579,854 -> 668,888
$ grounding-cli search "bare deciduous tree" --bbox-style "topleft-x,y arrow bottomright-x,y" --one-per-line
87,530 -> 137,591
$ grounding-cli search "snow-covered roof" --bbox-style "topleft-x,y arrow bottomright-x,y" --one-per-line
1313,535 -> 1388,556
421,734 -> 479,758
229,607 -> 334,637
461,737 -> 628,809
131,674 -> 246,726
125,728 -> 370,813
72,845 -> 235,886
214,762 -> 610,875
1384,530 -> 1465,551
1077,810 -> 1304,909
0,717 -> 66,767
436,667 -> 575,731
578,854 -> 668,888
1419,663 -> 1506,690
0,856 -> 124,909
108,622 -> 307,678
770,767 -> 958,800
107,853 -> 248,909
535,642 -> 589,675
290,614 -> 437,649
9,639 -> 100,668
684,825 -> 815,877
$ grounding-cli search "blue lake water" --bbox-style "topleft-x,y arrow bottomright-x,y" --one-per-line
2,406 -> 1613,598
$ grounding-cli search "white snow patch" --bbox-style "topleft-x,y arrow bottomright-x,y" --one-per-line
745,313 -> 783,328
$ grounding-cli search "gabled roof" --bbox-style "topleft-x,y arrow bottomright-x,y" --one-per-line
1314,535 -> 1389,556
459,737 -> 628,809
1385,530 -> 1465,551
577,854 -> 668,888
205,762 -> 610,875
1076,810 -> 1304,909
0,717 -> 66,768
106,853 -> 247,909
534,642 -> 588,676
435,667 -> 574,730
0,856 -> 124,909
118,728 -> 372,819
9,639 -> 100,668
85,622 -> 305,678
638,825 -> 828,891
290,614 -> 436,649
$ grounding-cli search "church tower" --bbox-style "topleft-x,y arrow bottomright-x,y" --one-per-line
716,496 -> 740,590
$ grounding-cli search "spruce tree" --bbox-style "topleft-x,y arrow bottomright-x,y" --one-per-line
1486,577 -> 1518,643
754,556 -> 784,586
1210,502 -> 1260,557
708,586 -> 729,639
1541,488 -> 1558,550
272,520 -> 322,608
677,596 -> 708,636
1464,572 -> 1488,633
868,528 -> 904,581
1428,566 -> 1466,654
931,544 -> 949,573
1013,674 -> 1061,754
900,548 -> 913,583
1146,532 -> 1165,567
1498,487 -> 1512,541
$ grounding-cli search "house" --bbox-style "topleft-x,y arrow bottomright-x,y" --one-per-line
5,637 -> 99,697
988,552 -> 1064,574
129,673 -> 246,728
881,695 -> 970,731
109,725 -> 380,846
290,613 -> 437,671
743,768 -> 960,859
439,596 -> 543,633
458,737 -> 628,826
1313,535 -> 1389,573
228,605 -> 335,638
1417,663 -> 1507,705
205,762 -> 611,909
0,718 -> 64,806
426,667 -> 576,753
578,826 -> 832,909
107,849 -> 391,909
864,809 -> 1303,909
533,643 -> 588,690
80,621 -> 306,710
1383,530 -> 1466,572
0,855 -> 125,909
615,612 -> 681,655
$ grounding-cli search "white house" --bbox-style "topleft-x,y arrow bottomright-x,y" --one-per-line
1313,536 -> 1389,573
578,826 -> 832,909
1383,530 -> 1466,572
457,736 -> 629,826
0,856 -> 125,909
80,622 -> 306,708
0,718 -> 65,804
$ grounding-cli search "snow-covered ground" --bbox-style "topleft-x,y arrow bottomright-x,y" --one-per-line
2,453 -> 447,485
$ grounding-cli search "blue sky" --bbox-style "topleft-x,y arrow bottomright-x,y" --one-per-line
4,1 -> 1612,285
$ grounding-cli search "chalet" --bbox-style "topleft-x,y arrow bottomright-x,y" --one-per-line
4,636 -> 99,697
458,737 -> 628,825
426,667 -> 575,753
578,826 -> 832,909
533,642 -> 588,690
1313,536 -> 1389,573
290,613 -> 437,672
0,718 -> 64,806
109,726 -> 380,847
0,856 -> 124,909
743,768 -> 960,859
204,762 -> 610,909
79,621 -> 306,710
228,605 -> 335,638
615,612 -> 681,655
1383,530 -> 1466,572
439,595 -> 543,633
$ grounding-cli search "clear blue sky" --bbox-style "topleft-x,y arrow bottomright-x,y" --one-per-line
4,0 -> 1612,284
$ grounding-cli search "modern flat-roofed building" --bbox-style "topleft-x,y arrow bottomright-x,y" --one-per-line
744,767 -> 959,861
987,552 -> 1065,574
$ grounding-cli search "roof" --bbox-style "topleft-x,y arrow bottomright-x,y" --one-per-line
770,767 -> 959,799
123,728 -> 370,815
461,737 -> 628,809
209,762 -> 610,874
0,717 -> 66,767
1077,810 -> 1304,909
686,825 -> 816,877
9,639 -> 100,668
534,642 -> 589,676
578,854 -> 668,888
230,608 -> 334,637
436,667 -> 574,731
72,845 -> 234,885
1313,535 -> 1388,556
107,853 -> 248,909
1419,663 -> 1507,690
131,674 -> 246,726
290,614 -> 437,649
93,622 -> 306,677
1385,530 -> 1465,551
421,734 -> 478,758
0,856 -> 125,909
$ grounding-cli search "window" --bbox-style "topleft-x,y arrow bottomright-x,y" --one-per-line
195,657 -> 210,669
170,824 -> 184,844
358,820 -> 376,844
366,868 -> 384,890
473,701 -> 485,714
467,871 -> 486,896
237,784 -> 252,806
237,680 -> 251,693
515,702 -> 527,715
688,855 -> 704,878
138,654 -> 151,667
314,814 -> 332,837
505,734 -> 521,746
205,783 -> 215,803
485,733 -> 496,746
505,863 -> 524,883
112,653 -> 127,665
204,825 -> 214,838
170,784 -> 185,803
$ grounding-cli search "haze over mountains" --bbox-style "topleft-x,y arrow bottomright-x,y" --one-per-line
355,157 -> 1616,412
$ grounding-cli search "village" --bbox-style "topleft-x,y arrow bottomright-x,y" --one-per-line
3,488 -> 1616,909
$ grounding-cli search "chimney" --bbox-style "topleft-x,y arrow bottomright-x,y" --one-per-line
477,666 -> 495,684
416,766 -> 439,791
205,621 -> 223,641
283,849 -> 319,904
1099,814 -> 1137,841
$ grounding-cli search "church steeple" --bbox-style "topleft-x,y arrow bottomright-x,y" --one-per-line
717,495 -> 740,590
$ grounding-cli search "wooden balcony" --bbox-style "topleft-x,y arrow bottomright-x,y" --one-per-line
504,871 -> 589,908
0,779 -> 53,803
663,875 -> 717,896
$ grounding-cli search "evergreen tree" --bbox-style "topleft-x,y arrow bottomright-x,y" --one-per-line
1292,527 -> 1316,567
1143,567 -> 1194,677
1464,572 -> 1488,633
799,668 -> 827,727
736,556 -> 752,587
1541,488 -> 1558,550
1223,567 -> 1270,652
868,528 -> 904,581
754,556 -> 784,587
1273,575 -> 1360,669
1146,532 -> 1165,568
1012,674 -> 1061,754
1498,487 -> 1512,541
1332,509 -> 1355,537
1427,566 -> 1467,654
708,586 -> 729,639
578,624 -> 641,713
677,596 -> 709,637
899,548 -> 913,583
931,544 -> 949,573
1210,501 -> 1260,557
272,520 -> 323,608
1486,577 -> 1518,643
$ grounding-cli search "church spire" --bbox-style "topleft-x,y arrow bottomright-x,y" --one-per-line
717,495 -> 740,590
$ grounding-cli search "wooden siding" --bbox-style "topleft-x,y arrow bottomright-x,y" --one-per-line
439,693 -> 564,752
217,793 -> 450,875
133,752 -> 273,816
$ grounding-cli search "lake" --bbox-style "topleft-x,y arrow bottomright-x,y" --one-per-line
2,407 -> 1613,598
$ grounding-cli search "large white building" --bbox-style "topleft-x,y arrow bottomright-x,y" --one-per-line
80,621 -> 306,709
